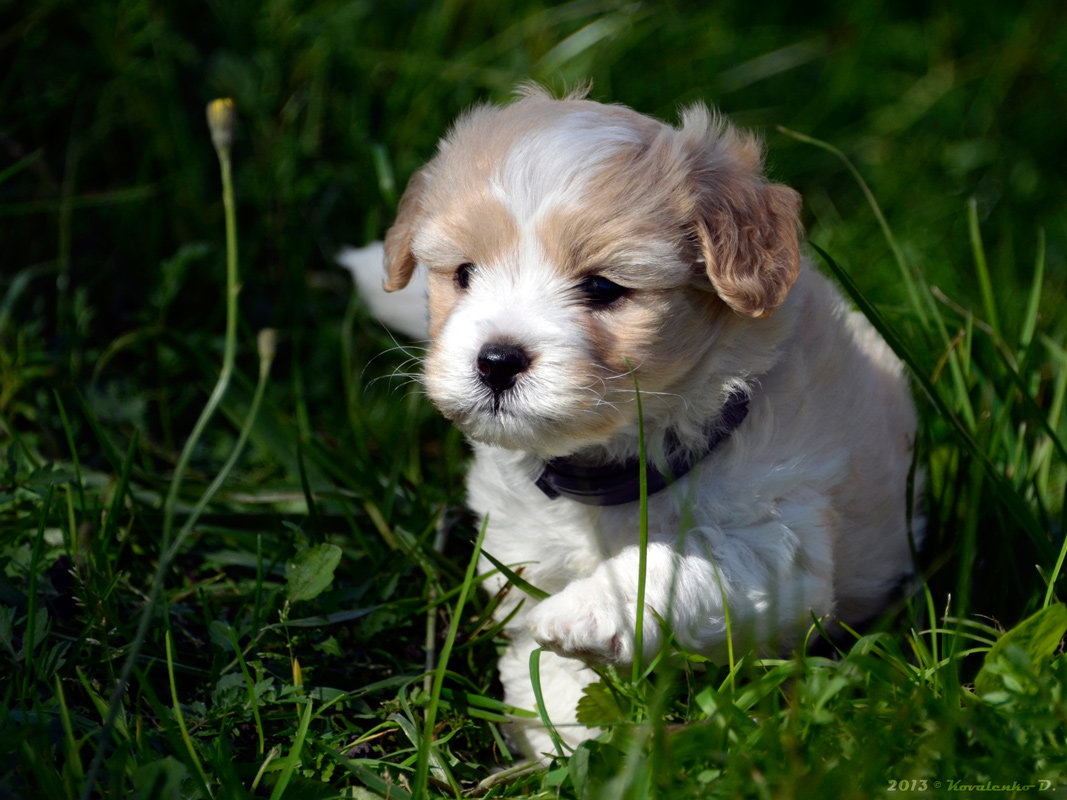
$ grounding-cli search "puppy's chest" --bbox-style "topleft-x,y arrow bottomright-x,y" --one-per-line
467,445 -> 709,590
479,486 -> 683,591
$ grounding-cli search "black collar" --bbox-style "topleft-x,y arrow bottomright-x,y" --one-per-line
533,391 -> 750,506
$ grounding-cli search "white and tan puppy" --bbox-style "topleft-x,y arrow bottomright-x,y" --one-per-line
340,86 -> 921,760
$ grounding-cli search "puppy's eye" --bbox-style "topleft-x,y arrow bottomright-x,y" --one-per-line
454,262 -> 477,290
579,275 -> 629,307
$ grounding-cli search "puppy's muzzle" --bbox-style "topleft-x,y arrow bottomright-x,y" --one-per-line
476,342 -> 531,395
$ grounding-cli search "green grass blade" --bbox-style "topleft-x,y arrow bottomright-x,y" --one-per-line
52,391 -> 85,511
100,430 -> 139,549
987,339 -> 1067,467
928,293 -> 977,431
0,148 -> 43,185
1018,228 -> 1046,355
317,748 -> 412,800
711,559 -> 736,694
412,514 -> 488,797
294,437 -> 320,537
54,674 -> 84,789
75,667 -> 128,742
967,197 -> 1001,336
226,627 -> 266,757
1035,355 -> 1067,499
1042,520 -> 1067,608
269,700 -> 314,800
528,647 -> 567,761
165,631 -> 214,798
628,359 -> 650,684
480,549 -> 549,600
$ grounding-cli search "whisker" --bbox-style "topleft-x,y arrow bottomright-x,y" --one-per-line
358,345 -> 424,381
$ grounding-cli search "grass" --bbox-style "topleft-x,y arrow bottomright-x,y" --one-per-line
2,1 -> 1067,798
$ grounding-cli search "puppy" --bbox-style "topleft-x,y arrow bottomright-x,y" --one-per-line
341,86 -> 921,761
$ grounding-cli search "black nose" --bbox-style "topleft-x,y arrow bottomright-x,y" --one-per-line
476,342 -> 531,394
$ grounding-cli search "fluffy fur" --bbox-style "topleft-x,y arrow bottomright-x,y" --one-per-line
339,86 -> 921,761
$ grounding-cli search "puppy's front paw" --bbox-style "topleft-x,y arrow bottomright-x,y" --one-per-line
528,581 -> 655,665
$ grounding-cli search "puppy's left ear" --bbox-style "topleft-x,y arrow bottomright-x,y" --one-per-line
383,168 -> 429,292
683,111 -> 802,318
695,177 -> 802,318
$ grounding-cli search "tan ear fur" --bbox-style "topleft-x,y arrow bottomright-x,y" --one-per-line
678,107 -> 801,318
696,180 -> 801,317
383,168 -> 429,292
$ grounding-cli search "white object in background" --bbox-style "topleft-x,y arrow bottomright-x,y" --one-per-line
337,242 -> 430,340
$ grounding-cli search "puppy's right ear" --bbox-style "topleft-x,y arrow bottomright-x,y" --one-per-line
383,168 -> 429,292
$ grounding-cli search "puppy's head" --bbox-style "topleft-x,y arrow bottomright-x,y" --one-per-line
384,87 -> 801,458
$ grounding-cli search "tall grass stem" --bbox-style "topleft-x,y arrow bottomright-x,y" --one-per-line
628,360 -> 650,684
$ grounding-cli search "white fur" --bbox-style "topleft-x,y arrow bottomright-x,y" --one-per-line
346,89 -> 922,762
493,111 -> 644,224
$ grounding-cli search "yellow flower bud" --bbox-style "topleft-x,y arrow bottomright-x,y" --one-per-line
206,98 -> 238,153
292,656 -> 302,688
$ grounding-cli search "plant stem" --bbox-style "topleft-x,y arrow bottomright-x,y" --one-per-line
630,362 -> 649,684
79,110 -> 243,800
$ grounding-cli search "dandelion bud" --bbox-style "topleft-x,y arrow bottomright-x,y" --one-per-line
206,97 -> 238,153
257,328 -> 277,367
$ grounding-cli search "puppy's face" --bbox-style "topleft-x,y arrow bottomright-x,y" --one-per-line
384,89 -> 801,459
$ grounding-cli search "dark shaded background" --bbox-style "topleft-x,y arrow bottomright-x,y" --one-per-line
4,0 -> 1065,344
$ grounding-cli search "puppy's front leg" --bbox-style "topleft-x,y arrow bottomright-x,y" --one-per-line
497,632 -> 601,761
527,518 -> 835,665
